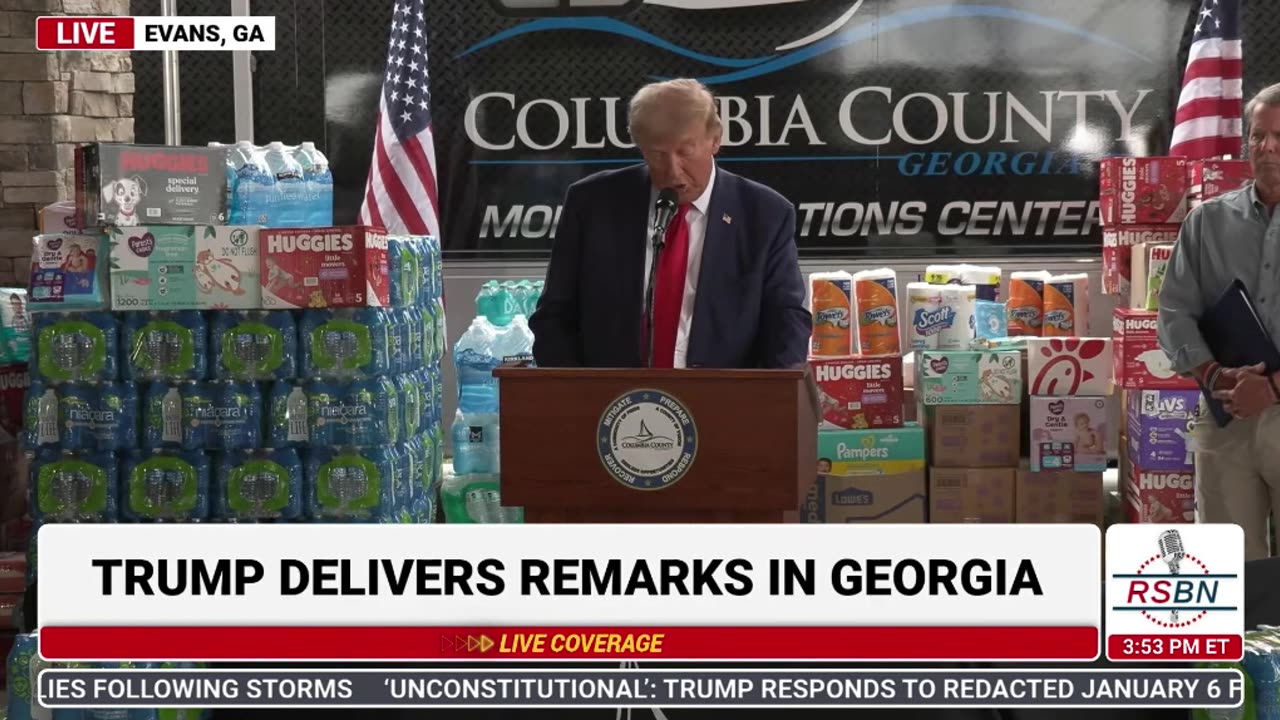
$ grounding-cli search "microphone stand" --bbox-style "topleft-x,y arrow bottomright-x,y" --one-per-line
643,225 -> 666,368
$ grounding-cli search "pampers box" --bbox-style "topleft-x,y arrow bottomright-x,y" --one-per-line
109,225 -> 261,310
1030,396 -> 1112,472
917,350 -> 1022,405
806,425 -> 926,523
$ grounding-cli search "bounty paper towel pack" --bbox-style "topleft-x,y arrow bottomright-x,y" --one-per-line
852,268 -> 899,356
809,271 -> 854,356
109,225 -> 261,310
1043,274 -> 1089,337
1007,271 -> 1050,336
935,284 -> 976,350
960,265 -> 1000,302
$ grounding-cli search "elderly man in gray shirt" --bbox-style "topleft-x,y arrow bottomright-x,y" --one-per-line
1158,82 -> 1280,560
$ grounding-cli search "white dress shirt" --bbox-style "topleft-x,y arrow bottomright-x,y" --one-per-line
643,165 -> 717,369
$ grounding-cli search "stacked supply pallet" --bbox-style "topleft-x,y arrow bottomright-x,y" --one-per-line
1100,156 -> 1251,524
806,268 -> 926,523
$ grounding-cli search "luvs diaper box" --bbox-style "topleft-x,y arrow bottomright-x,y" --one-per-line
917,350 -> 1022,405
1126,388 -> 1198,471
1029,396 -> 1112,472
109,225 -> 261,310
805,425 -> 926,523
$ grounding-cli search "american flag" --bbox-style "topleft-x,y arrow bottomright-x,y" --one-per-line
358,0 -> 442,236
1169,0 -> 1244,159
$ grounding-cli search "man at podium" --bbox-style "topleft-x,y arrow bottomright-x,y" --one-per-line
529,78 -> 811,369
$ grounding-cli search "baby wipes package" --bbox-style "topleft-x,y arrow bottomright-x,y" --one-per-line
917,350 -> 1022,405
109,225 -> 261,310
29,232 -> 108,310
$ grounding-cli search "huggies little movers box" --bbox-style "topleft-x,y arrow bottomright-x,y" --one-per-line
109,225 -> 261,310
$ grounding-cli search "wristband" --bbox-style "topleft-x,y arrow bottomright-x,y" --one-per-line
1200,361 -> 1221,387
1208,366 -> 1224,391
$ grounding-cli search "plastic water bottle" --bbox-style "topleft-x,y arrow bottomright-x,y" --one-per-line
263,141 -> 307,228
450,388 -> 500,476
228,141 -> 274,226
294,141 -> 334,227
492,314 -> 534,366
511,280 -> 532,319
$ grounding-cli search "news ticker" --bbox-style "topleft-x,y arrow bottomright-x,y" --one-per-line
35,523 -> 1244,663
34,668 -> 1244,710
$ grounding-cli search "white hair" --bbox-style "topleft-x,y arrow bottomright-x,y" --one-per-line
627,79 -> 722,145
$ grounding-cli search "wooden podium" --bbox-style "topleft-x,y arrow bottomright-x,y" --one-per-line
492,368 -> 819,523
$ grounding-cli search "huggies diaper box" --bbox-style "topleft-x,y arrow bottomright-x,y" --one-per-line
809,356 -> 904,430
1125,458 -> 1195,524
1098,156 -> 1189,226
109,225 -> 261,310
76,143 -> 229,227
1101,225 -> 1179,297
260,226 -> 390,308
1112,309 -> 1196,389
917,350 -> 1022,405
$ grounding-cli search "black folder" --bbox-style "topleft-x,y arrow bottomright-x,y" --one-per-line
1198,279 -> 1280,427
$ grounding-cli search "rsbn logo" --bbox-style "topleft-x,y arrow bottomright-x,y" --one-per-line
1111,529 -> 1238,630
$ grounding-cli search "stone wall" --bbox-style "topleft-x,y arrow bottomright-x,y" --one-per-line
0,0 -> 133,286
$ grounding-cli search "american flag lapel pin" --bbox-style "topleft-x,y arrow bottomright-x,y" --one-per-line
723,213 -> 732,225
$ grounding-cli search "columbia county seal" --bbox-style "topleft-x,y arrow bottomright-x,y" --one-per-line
597,389 -> 698,490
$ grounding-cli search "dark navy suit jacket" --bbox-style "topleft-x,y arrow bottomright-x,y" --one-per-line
530,163 -> 811,369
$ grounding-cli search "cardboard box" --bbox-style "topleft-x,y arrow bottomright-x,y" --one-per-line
1102,225 -> 1180,297
1026,337 -> 1113,396
109,225 -> 261,310
817,425 -> 925,476
1125,455 -> 1195,523
1099,156 -> 1189,226
1129,242 -> 1175,311
810,356 -> 904,430
1015,467 -> 1104,523
1112,309 -> 1197,389
1190,159 -> 1253,202
1126,389 -> 1197,471
804,473 -> 927,523
1029,396 -> 1113,472
928,467 -> 1016,523
261,226 -> 390,308
917,350 -> 1022,405
75,143 -> 229,227
808,425 -> 926,523
927,405 -> 1020,468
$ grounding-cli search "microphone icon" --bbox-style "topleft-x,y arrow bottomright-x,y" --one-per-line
1157,529 -> 1186,624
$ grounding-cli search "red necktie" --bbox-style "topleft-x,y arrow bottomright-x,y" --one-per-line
649,204 -> 691,368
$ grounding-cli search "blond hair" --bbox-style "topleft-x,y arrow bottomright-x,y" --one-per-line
627,79 -> 722,145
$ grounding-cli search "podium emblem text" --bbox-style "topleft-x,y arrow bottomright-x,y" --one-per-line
597,389 -> 698,490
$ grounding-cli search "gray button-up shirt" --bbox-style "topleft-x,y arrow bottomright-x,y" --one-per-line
1158,182 -> 1280,375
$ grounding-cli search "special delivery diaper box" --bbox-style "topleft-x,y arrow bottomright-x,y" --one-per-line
1029,396 -> 1113,472
109,225 -> 261,310
810,356 -> 904,430
806,425 -> 926,523
917,350 -> 1022,405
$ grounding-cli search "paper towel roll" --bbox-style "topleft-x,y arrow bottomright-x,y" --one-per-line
906,281 -> 944,351
962,265 -> 1002,302
1044,273 -> 1090,337
1008,271 -> 1051,336
937,284 -> 977,350
808,270 -> 855,356
925,264 -> 963,285
853,268 -> 900,355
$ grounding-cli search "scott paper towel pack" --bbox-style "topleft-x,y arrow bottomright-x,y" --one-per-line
907,282 -> 944,351
936,284 -> 976,351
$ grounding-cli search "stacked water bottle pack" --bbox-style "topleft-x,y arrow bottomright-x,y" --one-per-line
22,235 -> 445,536
441,280 -> 540,524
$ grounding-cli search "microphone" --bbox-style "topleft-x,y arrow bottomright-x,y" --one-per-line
1157,529 -> 1185,623
643,188 -> 679,368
